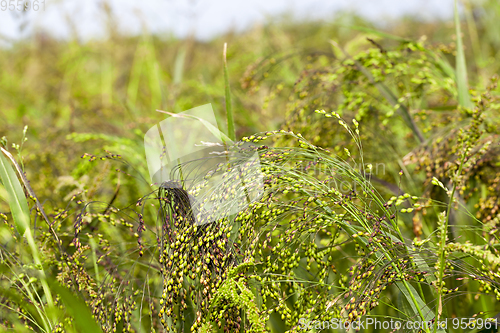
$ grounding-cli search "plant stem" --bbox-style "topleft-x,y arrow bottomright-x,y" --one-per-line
433,143 -> 467,333
223,43 -> 236,141
454,0 -> 474,109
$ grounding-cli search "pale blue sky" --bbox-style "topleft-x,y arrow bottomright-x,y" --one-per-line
0,0 -> 455,44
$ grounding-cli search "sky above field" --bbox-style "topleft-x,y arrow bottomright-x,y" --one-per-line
0,0 -> 455,43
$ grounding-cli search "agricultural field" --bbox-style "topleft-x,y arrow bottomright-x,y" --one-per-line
1,0 -> 500,332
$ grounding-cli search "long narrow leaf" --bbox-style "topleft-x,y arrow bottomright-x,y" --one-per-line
156,109 -> 233,144
173,45 -> 186,85
454,0 -> 473,109
1,148 -> 55,313
223,43 -> 236,141
49,280 -> 104,333
0,149 -> 29,236
395,282 -> 446,333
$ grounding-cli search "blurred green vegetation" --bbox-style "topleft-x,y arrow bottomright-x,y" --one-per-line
2,0 -> 500,331
0,2 -> 499,206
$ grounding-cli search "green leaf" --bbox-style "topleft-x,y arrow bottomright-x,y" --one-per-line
173,45 -> 186,85
49,280 -> 103,333
428,50 -> 456,81
454,0 -> 474,109
223,43 -> 236,141
156,108 -> 233,145
395,282 -> 446,333
0,149 -> 29,236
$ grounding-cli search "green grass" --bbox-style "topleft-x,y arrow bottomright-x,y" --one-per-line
1,2 -> 500,332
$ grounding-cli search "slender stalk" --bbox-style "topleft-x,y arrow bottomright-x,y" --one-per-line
454,0 -> 474,109
223,43 -> 236,141
1,147 -> 62,249
1,147 -> 56,328
433,143 -> 467,333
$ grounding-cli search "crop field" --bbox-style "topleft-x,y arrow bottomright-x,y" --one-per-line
1,0 -> 500,332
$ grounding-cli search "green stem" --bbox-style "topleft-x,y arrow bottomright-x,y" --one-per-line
454,0 -> 474,109
433,143 -> 467,333
223,43 -> 236,142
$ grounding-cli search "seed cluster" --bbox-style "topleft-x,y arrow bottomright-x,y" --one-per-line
156,183 -> 237,332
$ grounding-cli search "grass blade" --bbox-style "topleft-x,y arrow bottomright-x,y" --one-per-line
156,107 -> 233,145
49,280 -> 104,333
0,148 -> 29,236
455,0 -> 473,109
395,282 -> 446,333
0,147 -> 55,326
223,43 -> 236,141
173,45 -> 186,85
